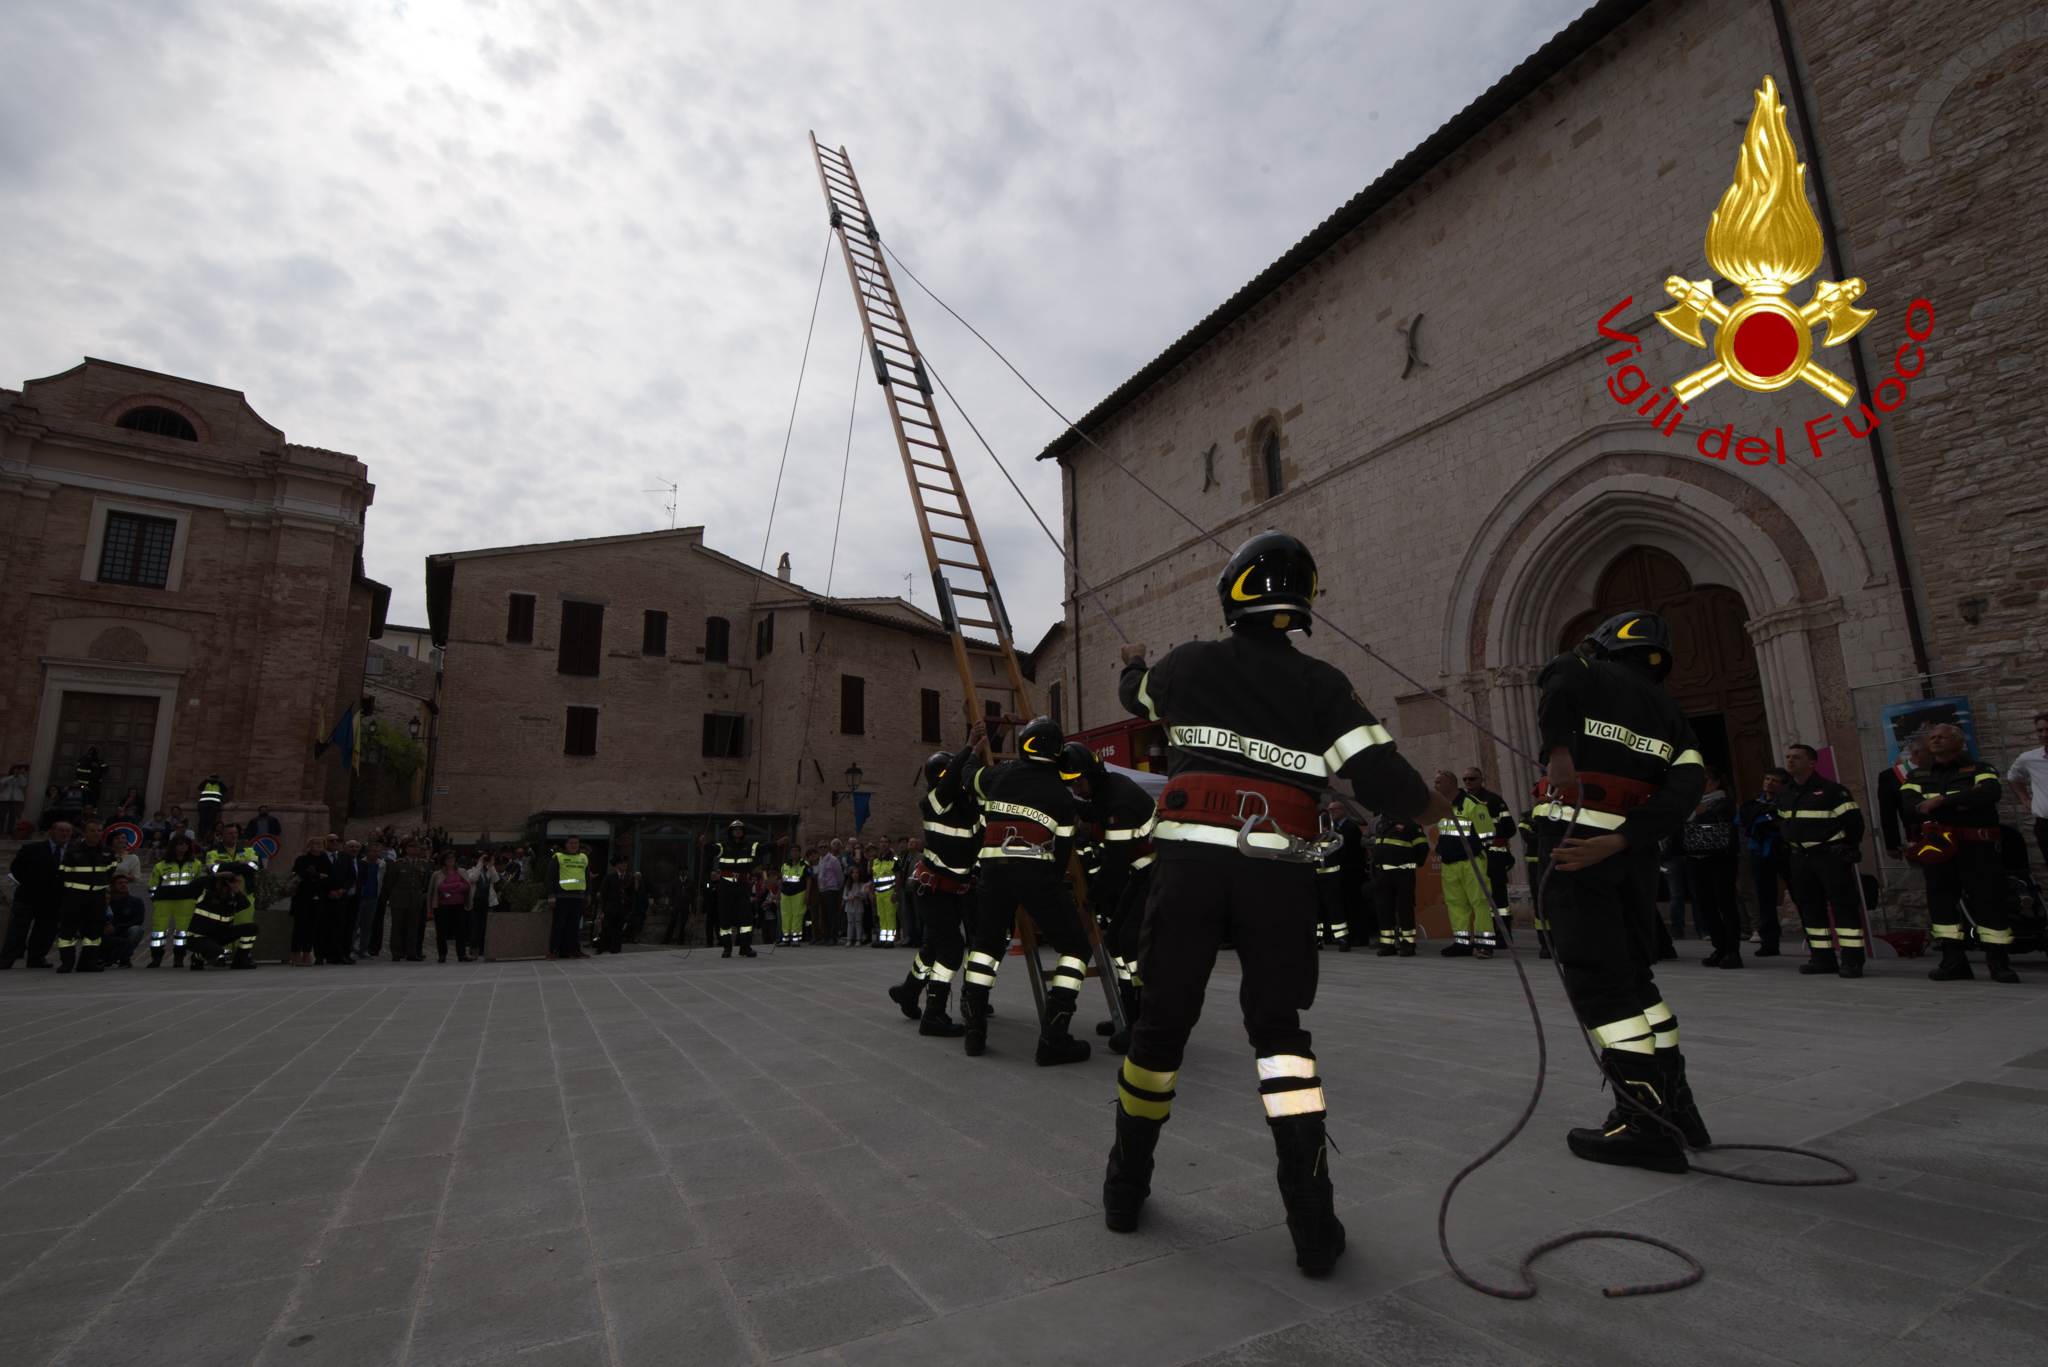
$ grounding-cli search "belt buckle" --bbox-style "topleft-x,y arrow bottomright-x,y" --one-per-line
1232,790 -> 1317,863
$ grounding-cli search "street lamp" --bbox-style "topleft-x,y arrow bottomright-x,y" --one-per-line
407,715 -> 421,740
831,763 -> 864,808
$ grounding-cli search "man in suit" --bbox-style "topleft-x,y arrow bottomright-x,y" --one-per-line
322,836 -> 360,964
3,821 -> 72,968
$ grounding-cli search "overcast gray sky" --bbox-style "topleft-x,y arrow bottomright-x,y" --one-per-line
1,0 -> 1588,638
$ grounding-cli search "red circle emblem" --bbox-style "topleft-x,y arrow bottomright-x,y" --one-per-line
1732,311 -> 1800,378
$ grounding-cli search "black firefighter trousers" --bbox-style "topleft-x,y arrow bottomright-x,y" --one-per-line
966,860 -> 1092,1025
1535,838 -> 1672,1052
1130,852 -> 1318,1075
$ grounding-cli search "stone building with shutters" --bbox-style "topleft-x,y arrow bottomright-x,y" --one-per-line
1035,0 -> 2048,901
0,358 -> 384,850
423,527 -> 1014,860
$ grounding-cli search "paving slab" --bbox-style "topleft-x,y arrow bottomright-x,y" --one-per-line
0,943 -> 2043,1364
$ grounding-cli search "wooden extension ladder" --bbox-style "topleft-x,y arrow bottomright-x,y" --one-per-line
807,134 -> 1127,1039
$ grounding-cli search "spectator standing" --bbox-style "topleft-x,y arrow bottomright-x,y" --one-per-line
44,783 -> 81,830
288,837 -> 333,967
357,841 -> 386,958
594,853 -> 635,954
814,839 -> 845,943
380,841 -> 433,961
115,787 -> 145,823
844,848 -> 870,948
2006,712 -> 2048,873
1739,769 -> 1790,956
1661,828 -> 1697,941
431,851 -> 473,962
321,837 -> 360,965
543,837 -> 591,961
104,874 -> 147,968
1685,767 -> 1743,968
1,764 -> 30,832
466,853 -> 499,958
3,821 -> 71,968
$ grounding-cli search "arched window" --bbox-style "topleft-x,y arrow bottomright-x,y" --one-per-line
1261,428 -> 1284,499
116,407 -> 198,441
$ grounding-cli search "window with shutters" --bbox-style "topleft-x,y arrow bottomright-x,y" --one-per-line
642,609 -> 668,656
920,689 -> 942,744
564,707 -> 599,756
701,713 -> 747,758
96,512 -> 178,589
840,675 -> 865,735
704,616 -> 730,662
507,594 -> 536,643
558,601 -> 604,676
755,613 -> 774,658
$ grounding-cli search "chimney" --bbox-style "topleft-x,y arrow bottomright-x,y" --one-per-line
776,553 -> 791,582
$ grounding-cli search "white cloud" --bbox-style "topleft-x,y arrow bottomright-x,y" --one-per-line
0,0 -> 1590,635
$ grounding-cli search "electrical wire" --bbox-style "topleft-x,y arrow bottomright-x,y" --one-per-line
871,239 -> 1858,1301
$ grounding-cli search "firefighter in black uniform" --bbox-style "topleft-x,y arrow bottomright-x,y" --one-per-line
1532,612 -> 1708,1175
713,821 -> 766,958
1313,801 -> 1361,951
1905,723 -> 2021,983
1518,789 -> 1553,958
1368,813 -> 1425,956
957,717 -> 1094,1065
1063,741 -> 1157,1054
888,742 -> 982,1036
1777,743 -> 1868,978
54,820 -> 120,974
1101,531 -> 1442,1273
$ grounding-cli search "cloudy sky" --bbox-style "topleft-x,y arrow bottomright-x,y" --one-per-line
2,0 -> 1588,637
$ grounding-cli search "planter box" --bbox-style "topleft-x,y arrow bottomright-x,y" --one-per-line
484,909 -> 553,961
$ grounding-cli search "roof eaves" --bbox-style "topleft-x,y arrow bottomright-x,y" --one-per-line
1035,0 -> 1651,462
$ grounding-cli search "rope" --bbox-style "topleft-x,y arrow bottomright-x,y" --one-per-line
871,237 -> 1857,1300
787,337 -> 866,813
754,231 -> 836,582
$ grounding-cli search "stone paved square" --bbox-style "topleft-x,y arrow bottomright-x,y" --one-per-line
3,944 -> 2044,1366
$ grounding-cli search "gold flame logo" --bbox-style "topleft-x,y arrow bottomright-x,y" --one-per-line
1656,77 -> 1870,405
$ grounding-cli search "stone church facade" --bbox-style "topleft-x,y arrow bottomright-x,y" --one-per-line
1039,0 -> 2046,887
0,358 -> 384,850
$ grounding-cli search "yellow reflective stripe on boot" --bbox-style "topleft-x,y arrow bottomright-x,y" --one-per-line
1979,925 -> 2015,945
1257,1054 -> 1325,1118
1591,1015 -> 1657,1054
963,950 -> 1001,987
1930,922 -> 1965,940
1118,1058 -> 1177,1120
1644,1001 -> 1678,1050
1048,955 -> 1088,988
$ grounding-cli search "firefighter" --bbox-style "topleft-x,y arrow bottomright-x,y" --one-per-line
54,819 -> 120,974
1063,741 -> 1156,1055
713,821 -> 765,958
1434,771 -> 1498,958
887,745 -> 980,1037
777,846 -> 811,947
956,716 -> 1094,1066
148,832 -> 207,967
1313,801 -> 1356,951
197,774 -> 225,840
1777,743 -> 1869,978
1532,611 -> 1708,1175
1906,723 -> 2020,983
872,838 -> 899,946
1518,789 -> 1553,958
1101,530 -> 1442,1273
1463,767 -> 1517,937
187,868 -> 259,969
1368,811 -> 1425,956
206,823 -> 260,886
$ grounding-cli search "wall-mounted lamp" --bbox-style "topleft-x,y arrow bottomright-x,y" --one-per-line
1960,597 -> 1983,626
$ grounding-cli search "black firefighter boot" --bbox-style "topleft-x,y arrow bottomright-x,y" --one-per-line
172,946 -> 187,968
1926,940 -> 1974,981
888,968 -> 925,1020
1103,1106 -> 1166,1233
1035,987 -> 1092,1066
1106,983 -> 1141,1056
56,947 -> 77,975
1837,947 -> 1866,979
231,948 -> 257,971
1566,1049 -> 1688,1174
960,983 -> 990,1057
1985,948 -> 2021,984
737,931 -> 756,959
1798,946 -> 1841,975
1537,928 -> 1554,960
1270,1115 -> 1346,1273
920,981 -> 966,1037
147,947 -> 164,968
76,945 -> 106,973
1660,1050 -> 1711,1149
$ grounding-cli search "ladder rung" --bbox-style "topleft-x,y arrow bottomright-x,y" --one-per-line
906,437 -> 946,451
900,413 -> 937,432
873,337 -> 914,357
933,532 -> 975,545
921,505 -> 967,521
910,457 -> 950,472
937,557 -> 981,571
955,617 -> 997,629
950,587 -> 990,599
915,480 -> 959,496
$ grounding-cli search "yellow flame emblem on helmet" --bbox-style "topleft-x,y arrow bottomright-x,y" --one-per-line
1616,618 -> 1646,641
1229,567 -> 1261,602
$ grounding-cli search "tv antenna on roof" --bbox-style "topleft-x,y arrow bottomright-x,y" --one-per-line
644,478 -> 678,529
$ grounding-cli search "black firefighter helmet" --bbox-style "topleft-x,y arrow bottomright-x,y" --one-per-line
1585,611 -> 1675,682
1217,530 -> 1318,633
1057,742 -> 1103,784
1018,716 -> 1064,764
923,751 -> 954,787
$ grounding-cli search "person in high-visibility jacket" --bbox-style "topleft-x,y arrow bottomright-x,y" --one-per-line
778,849 -> 811,946
197,775 -> 225,840
1433,773 -> 1499,959
187,868 -> 258,969
1776,744 -> 1868,978
871,839 -> 900,946
149,832 -> 207,967
54,820 -> 120,974
1905,723 -> 2020,984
